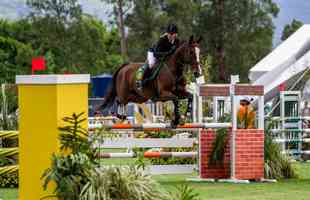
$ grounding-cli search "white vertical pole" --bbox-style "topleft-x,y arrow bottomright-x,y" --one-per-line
230,75 -> 239,180
231,94 -> 237,179
213,96 -> 218,122
280,91 -> 285,153
297,91 -> 302,157
198,96 -> 203,123
134,104 -> 139,124
193,93 -> 197,123
258,96 -> 264,129
195,83 -> 204,176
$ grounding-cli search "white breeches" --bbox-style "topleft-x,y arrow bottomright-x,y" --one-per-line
147,51 -> 156,68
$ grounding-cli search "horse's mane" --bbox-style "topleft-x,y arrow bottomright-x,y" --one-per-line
174,40 -> 190,56
177,40 -> 187,49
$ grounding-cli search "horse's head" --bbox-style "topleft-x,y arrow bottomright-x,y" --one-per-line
181,35 -> 203,78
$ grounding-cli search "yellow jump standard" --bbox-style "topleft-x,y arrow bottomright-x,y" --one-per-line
16,74 -> 90,200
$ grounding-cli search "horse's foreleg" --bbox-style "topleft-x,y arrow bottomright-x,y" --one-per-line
185,93 -> 193,118
157,91 -> 181,127
172,99 -> 180,127
176,90 -> 193,121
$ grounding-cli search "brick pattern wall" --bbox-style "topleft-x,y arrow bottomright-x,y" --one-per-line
199,85 -> 230,97
200,129 -> 264,180
235,85 -> 264,96
199,84 -> 264,97
235,129 -> 264,180
200,129 -> 230,179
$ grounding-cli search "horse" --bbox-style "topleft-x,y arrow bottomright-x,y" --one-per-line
99,35 -> 202,126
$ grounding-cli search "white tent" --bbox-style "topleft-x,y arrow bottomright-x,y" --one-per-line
249,25 -> 310,102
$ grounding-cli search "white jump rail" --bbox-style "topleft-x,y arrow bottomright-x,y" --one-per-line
89,122 -> 232,131
94,138 -> 196,148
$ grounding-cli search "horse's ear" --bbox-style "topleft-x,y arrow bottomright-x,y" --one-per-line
197,36 -> 203,44
189,35 -> 194,44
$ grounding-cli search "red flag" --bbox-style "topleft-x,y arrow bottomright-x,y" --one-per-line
278,82 -> 285,92
32,57 -> 46,74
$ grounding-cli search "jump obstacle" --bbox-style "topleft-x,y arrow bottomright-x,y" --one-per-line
98,151 -> 197,158
16,74 -> 265,199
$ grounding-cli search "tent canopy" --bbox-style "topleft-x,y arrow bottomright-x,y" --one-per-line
249,25 -> 310,102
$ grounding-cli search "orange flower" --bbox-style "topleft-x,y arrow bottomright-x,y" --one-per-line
238,105 -> 247,122
238,105 -> 256,129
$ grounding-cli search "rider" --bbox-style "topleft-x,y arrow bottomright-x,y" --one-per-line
136,23 -> 180,91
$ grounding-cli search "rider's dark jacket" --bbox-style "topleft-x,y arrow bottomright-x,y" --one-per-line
150,34 -> 180,59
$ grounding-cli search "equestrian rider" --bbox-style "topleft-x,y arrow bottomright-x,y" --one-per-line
136,24 -> 180,91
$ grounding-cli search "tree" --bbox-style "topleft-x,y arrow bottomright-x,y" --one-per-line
26,0 -> 122,74
125,0 -> 201,61
281,19 -> 303,41
125,0 -> 163,61
101,0 -> 133,61
26,0 -> 83,24
26,0 -> 83,72
67,15 -> 123,74
200,0 -> 279,82
0,36 -> 33,84
157,0 -> 200,39
0,19 -> 37,47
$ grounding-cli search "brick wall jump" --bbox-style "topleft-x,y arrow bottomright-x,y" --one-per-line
200,129 -> 264,180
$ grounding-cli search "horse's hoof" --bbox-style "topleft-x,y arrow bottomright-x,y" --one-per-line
171,120 -> 179,129
94,111 -> 102,116
117,114 -> 127,121
170,123 -> 177,129
113,113 -> 127,121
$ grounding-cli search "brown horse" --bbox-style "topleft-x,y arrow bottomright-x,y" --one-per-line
99,36 -> 202,126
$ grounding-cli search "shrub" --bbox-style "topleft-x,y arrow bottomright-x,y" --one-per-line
80,166 -> 168,200
41,153 -> 93,200
170,184 -> 201,200
264,134 -> 297,179
264,117 -> 298,179
0,172 -> 18,188
41,113 -> 96,200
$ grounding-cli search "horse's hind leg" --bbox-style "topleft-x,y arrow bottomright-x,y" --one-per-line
112,100 -> 127,121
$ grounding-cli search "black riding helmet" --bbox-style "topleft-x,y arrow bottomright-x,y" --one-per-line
166,24 -> 178,34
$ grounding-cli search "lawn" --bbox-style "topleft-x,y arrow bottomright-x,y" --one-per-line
1,162 -> 310,200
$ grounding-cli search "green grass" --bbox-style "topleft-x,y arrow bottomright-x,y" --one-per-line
0,188 -> 18,200
1,162 -> 310,200
157,175 -> 310,200
156,162 -> 310,200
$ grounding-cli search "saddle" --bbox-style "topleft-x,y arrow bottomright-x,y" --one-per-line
138,61 -> 166,85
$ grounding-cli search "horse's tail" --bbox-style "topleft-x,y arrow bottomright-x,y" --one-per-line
99,63 -> 128,111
